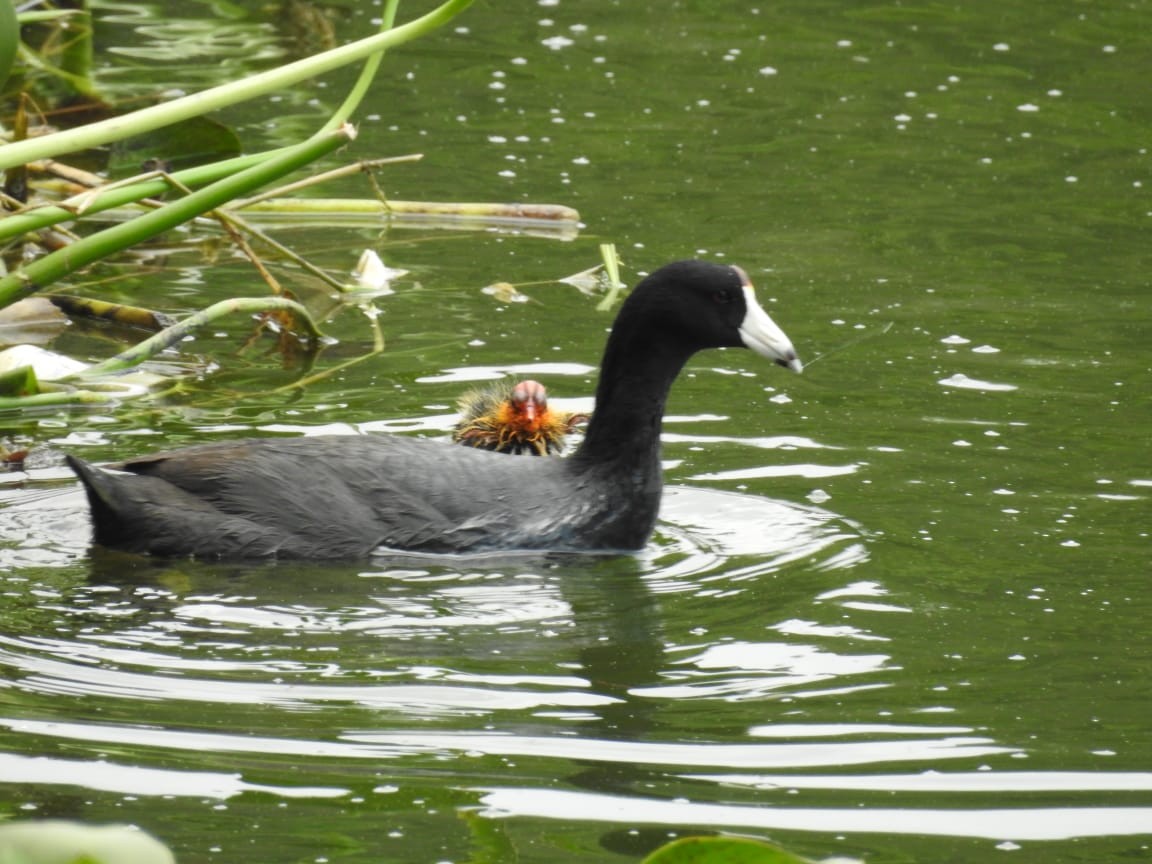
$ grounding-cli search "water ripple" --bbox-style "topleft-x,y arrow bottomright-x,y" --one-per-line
474,787 -> 1152,841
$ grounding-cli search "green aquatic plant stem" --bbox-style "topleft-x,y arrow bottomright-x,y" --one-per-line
76,297 -> 323,378
14,41 -> 95,97
0,0 -> 472,172
0,150 -> 294,243
227,155 -> 422,209
596,242 -> 625,311
56,7 -> 97,100
319,0 -> 400,135
0,126 -> 354,308
0,0 -> 18,90
0,389 -> 121,410
0,154 -> 422,244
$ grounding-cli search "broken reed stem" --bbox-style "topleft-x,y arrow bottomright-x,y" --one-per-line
233,198 -> 581,222
227,155 -> 423,209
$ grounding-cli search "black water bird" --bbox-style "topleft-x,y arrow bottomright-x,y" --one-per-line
66,260 -> 803,559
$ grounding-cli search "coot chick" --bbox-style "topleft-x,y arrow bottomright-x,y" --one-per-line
66,260 -> 802,559
453,379 -> 586,456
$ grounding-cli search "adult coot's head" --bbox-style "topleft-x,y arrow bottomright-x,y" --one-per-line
601,260 -> 802,374
575,260 -> 801,465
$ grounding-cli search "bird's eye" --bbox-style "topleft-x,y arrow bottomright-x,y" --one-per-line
713,289 -> 734,304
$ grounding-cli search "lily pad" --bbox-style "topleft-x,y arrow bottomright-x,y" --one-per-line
641,836 -> 817,864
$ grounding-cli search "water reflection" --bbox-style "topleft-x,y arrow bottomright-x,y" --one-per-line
0,476 -> 876,737
0,478 -> 868,718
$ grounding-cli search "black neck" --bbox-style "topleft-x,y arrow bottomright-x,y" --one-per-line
571,321 -> 694,469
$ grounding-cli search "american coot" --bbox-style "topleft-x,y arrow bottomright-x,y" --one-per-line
453,379 -> 586,456
66,260 -> 802,559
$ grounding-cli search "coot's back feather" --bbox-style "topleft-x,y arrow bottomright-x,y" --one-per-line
67,260 -> 802,559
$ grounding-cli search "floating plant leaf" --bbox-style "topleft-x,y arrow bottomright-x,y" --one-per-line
349,249 -> 406,296
641,836 -> 820,864
559,263 -> 604,295
482,281 -> 530,304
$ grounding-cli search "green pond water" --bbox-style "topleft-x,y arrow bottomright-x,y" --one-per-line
2,1 -> 1150,862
